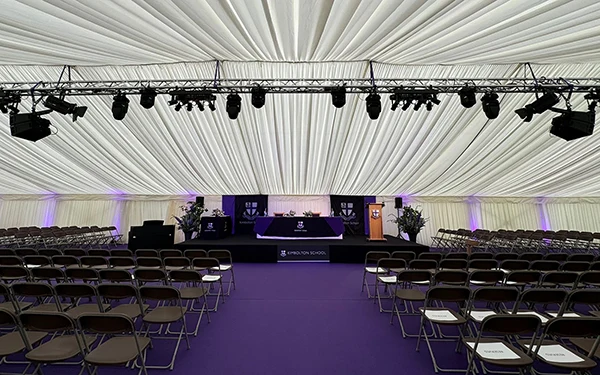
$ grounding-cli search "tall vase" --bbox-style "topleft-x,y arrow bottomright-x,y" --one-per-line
183,231 -> 194,241
407,232 -> 418,242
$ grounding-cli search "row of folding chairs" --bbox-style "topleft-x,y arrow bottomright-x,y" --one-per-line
0,226 -> 122,249
0,282 -> 202,371
393,285 -> 600,374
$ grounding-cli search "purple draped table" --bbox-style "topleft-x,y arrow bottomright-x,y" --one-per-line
253,216 -> 345,240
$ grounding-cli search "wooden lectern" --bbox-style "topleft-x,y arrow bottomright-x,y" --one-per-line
367,203 -> 386,241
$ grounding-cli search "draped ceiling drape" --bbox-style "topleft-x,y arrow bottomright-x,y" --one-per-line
0,0 -> 599,242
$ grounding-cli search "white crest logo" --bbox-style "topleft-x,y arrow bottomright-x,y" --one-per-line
371,209 -> 380,219
206,223 -> 214,230
340,202 -> 357,222
297,221 -> 304,229
242,201 -> 260,221
280,250 -> 287,257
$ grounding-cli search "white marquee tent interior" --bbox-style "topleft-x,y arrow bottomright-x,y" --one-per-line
1,0 -> 600,244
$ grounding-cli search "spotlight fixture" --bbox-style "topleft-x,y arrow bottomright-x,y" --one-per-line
187,102 -> 193,112
10,110 -> 52,142
111,93 -> 129,121
413,98 -> 423,111
139,88 -> 157,109
515,91 -> 559,122
331,86 -> 346,108
426,101 -> 433,111
226,93 -> 241,119
550,108 -> 596,141
251,86 -> 266,109
208,101 -> 216,111
43,94 -> 87,121
174,103 -> 182,112
481,92 -> 500,119
167,95 -> 178,106
365,92 -> 381,120
458,86 -> 477,108
0,89 -> 21,114
401,100 -> 412,111
197,101 -> 204,111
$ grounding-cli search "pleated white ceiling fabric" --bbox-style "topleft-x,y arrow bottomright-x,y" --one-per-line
0,1 -> 599,197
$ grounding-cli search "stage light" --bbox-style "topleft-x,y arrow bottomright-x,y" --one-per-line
208,101 -> 216,111
550,109 -> 595,141
251,87 -> 266,109
365,93 -> 381,120
10,110 -> 52,142
197,101 -> 204,111
331,87 -> 346,108
401,100 -> 411,111
430,94 -> 441,105
481,92 -> 500,119
111,93 -> 129,121
167,95 -> 178,106
174,103 -> 182,112
458,86 -> 477,108
414,99 -> 423,111
226,93 -> 241,119
139,88 -> 157,109
515,91 -> 559,122
187,102 -> 193,112
44,95 -> 87,122
0,90 -> 21,114
426,101 -> 433,111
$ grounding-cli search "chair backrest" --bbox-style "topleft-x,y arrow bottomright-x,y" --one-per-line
159,249 -> 182,259
110,249 -> 133,257
88,249 -> 110,257
494,253 -> 519,261
390,251 -> 416,261
15,248 -> 37,257
0,307 -> 17,327
136,249 -> 159,257
516,288 -> 568,310
425,285 -> 471,304
561,261 -> 590,272
51,255 -> 80,267
568,254 -> 595,262
184,249 -> 208,260
207,249 -> 232,263
164,257 -> 191,268
418,252 -> 444,262
80,256 -> 108,267
500,260 -> 530,271
544,317 -> 600,338
65,267 -> 100,282
133,268 -> 168,284
577,271 -> 600,287
530,260 -> 560,272
55,283 -> 98,299
169,269 -> 202,282
31,266 -> 66,282
480,315 -> 541,336
439,259 -> 468,270
470,286 -> 520,304
518,252 -> 543,262
434,270 -> 469,285
11,282 -> 54,298
562,289 -> 600,311
38,249 -> 61,257
108,257 -> 135,268
0,256 -> 23,266
139,285 -> 181,301
543,253 -> 569,262
78,313 -> 136,334
19,311 -> 75,333
192,257 -> 220,269
505,270 -> 541,285
444,252 -> 469,260
23,255 -> 52,267
541,271 -> 578,286
376,258 -> 406,271
364,251 -> 390,265
99,269 -> 134,282
408,259 -> 437,270
0,265 -> 30,281
468,253 -> 494,260
63,248 -> 87,257
97,283 -> 138,300
468,269 -> 505,285
135,257 -> 162,268
396,270 -> 432,283
468,259 -> 498,271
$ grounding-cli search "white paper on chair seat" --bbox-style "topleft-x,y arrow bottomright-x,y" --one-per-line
378,276 -> 396,283
547,312 -> 581,318
515,311 -> 549,323
365,267 -> 386,273
469,310 -> 496,322
423,309 -> 457,321
524,344 -> 584,363
466,342 -> 520,360
211,265 -> 231,271
202,275 -> 221,282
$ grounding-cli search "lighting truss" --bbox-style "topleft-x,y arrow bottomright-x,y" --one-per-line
1,78 -> 600,97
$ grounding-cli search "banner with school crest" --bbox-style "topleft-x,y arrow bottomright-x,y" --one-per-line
330,195 -> 370,235
233,195 -> 268,234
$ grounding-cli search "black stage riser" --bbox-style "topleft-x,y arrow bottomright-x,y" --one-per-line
174,235 -> 429,263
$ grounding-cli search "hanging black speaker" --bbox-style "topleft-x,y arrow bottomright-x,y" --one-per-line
195,196 -> 205,206
395,197 -> 403,209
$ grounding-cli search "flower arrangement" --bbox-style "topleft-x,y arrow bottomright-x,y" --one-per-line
212,208 -> 226,217
284,210 -> 296,217
388,205 -> 428,239
173,201 -> 207,233
303,210 -> 313,217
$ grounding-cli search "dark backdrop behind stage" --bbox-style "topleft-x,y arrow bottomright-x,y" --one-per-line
330,195 -> 375,235
222,195 -> 268,234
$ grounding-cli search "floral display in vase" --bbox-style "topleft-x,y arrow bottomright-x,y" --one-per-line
173,201 -> 207,240
388,205 -> 428,242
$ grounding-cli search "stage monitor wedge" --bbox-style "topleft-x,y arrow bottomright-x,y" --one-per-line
10,111 -> 52,142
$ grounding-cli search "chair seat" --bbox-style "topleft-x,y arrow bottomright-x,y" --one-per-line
365,267 -> 387,274
517,339 -> 596,369
165,266 -> 185,271
590,310 -> 600,318
26,334 -> 96,363
202,275 -> 221,282
394,288 -> 425,301
463,338 -> 533,367
180,287 -> 207,299
0,300 -> 31,312
85,336 -> 151,365
66,304 -> 111,318
109,304 -> 149,319
570,337 -> 600,358
29,303 -> 71,312
377,275 -> 397,284
211,265 -> 232,271
111,265 -> 135,270
143,306 -> 186,324
466,309 -> 496,322
89,265 -> 109,269
419,307 -> 467,324
0,331 -> 47,356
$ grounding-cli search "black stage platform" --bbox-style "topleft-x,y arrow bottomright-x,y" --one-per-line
175,234 -> 429,263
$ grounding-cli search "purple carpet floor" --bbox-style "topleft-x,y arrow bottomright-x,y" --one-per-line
6,263 -> 597,375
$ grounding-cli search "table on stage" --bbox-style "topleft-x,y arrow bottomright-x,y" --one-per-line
253,216 -> 345,240
199,216 -> 232,240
